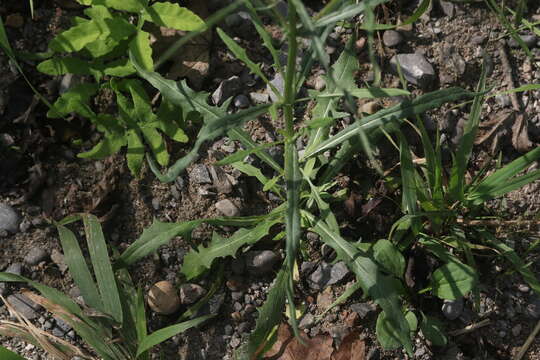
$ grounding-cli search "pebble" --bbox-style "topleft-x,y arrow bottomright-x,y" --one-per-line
215,199 -> 240,217
317,287 -> 334,309
350,302 -> 377,319
24,247 -> 48,266
517,284 -> 530,293
151,198 -> 160,211
390,53 -> 436,88
512,323 -> 522,337
212,76 -> 242,106
0,203 -> 20,233
54,317 -> 72,333
526,297 -> 540,319
237,322 -> 250,334
231,291 -> 243,301
6,262 -> 23,275
147,281 -> 180,315
190,164 -> 212,184
179,283 -> 206,305
382,30 -> 403,47
233,94 -> 250,109
245,250 -> 280,275
495,94 -> 511,107
309,261 -> 351,289
439,0 -> 455,18
442,298 -> 464,320
224,324 -> 234,336
6,294 -> 42,319
509,35 -> 537,49
249,92 -> 270,104
359,101 -> 380,115
52,327 -> 65,337
51,249 -> 68,273
267,73 -> 285,102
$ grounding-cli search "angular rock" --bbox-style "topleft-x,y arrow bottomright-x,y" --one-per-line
212,76 -> 242,106
148,281 -> 180,315
330,262 -> 351,284
209,166 -> 233,194
0,203 -> 20,233
350,302 -> 377,319
249,92 -> 269,104
50,249 -> 68,273
382,30 -> 403,47
190,164 -> 212,184
439,1 -> 455,17
6,294 -> 42,319
179,283 -> 206,305
24,247 -> 48,266
245,250 -> 280,275
442,298 -> 463,320
308,261 -> 351,289
266,73 -> 285,102
5,262 -> 23,276
215,199 -> 239,217
390,53 -> 436,88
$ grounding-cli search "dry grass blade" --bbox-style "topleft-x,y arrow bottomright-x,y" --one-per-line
0,294 -> 90,360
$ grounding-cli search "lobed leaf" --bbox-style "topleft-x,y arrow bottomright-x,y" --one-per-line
143,2 -> 204,31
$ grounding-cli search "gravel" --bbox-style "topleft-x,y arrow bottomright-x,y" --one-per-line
5,262 -> 23,275
0,203 -> 20,233
233,94 -> 250,109
24,247 -> 48,266
308,261 -> 351,289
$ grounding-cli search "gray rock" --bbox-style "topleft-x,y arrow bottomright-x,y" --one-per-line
517,284 -> 530,293
24,247 -> 48,266
212,76 -> 242,106
19,219 -> 31,233
52,327 -> 65,337
0,203 -> 20,233
509,35 -> 537,49
0,282 -> 7,296
350,302 -> 377,318
267,73 -> 285,102
471,35 -> 487,45
245,250 -> 280,275
197,292 -> 225,318
313,76 -> 326,91
190,164 -> 212,184
526,297 -> 540,319
51,249 -> 68,273
209,166 -> 233,194
382,30 -> 403,47
390,53 -> 436,88
495,94 -> 511,107
301,261 -> 317,275
330,262 -> 350,284
299,313 -> 315,329
5,262 -> 23,275
233,301 -> 243,312
308,261 -> 351,289
151,198 -> 160,211
6,294 -> 41,319
249,92 -> 270,104
439,0 -> 455,17
231,291 -> 243,301
179,283 -> 206,305
233,94 -> 250,109
237,322 -> 250,334
512,324 -> 522,337
224,324 -> 234,336
54,317 -> 72,333
442,298 -> 463,320
215,199 -> 240,217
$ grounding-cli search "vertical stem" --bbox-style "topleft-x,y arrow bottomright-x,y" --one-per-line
283,1 -> 298,138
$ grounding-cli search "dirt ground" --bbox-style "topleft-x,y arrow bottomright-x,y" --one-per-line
1,0 -> 540,359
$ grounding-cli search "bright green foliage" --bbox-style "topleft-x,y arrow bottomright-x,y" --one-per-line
0,346 -> 27,360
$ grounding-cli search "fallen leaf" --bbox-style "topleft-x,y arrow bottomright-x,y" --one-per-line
475,110 -> 512,146
264,323 -> 334,360
331,331 -> 366,360
512,113 -> 533,152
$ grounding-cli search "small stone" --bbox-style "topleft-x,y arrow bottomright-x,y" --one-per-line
215,199 -> 240,217
350,302 -> 377,318
209,166 -> 233,194
148,281 -> 180,315
190,164 -> 212,184
471,35 -> 487,45
330,262 -> 351,284
509,35 -> 537,49
237,322 -> 250,334
245,250 -> 280,275
495,94 -> 511,107
19,220 -> 31,233
231,291 -> 243,301
224,324 -> 234,336
267,73 -> 285,102
517,284 -> 530,293
512,324 -> 522,337
313,76 -> 326,91
66,330 -> 75,339
317,287 -> 334,310
212,76 -> 242,106
442,298 -> 463,320
52,327 -> 65,337
230,336 -> 241,348
233,94 -> 250,109
309,262 -> 332,289
5,262 -> 23,276
24,247 -> 48,266
51,249 -> 68,273
359,101 -> 380,115
151,198 -> 160,211
249,92 -> 270,104
0,283 -> 7,296
54,318 -> 72,333
6,294 -> 42,319
526,297 -> 540,319
179,283 -> 206,305
439,1 -> 455,17
5,14 -> 24,28
390,53 -> 436,88
299,313 -> 315,329
382,30 -> 403,47
43,320 -> 53,330
244,304 -> 256,314
0,203 -> 20,233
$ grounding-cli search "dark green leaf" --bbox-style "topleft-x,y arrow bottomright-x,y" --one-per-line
431,262 -> 477,300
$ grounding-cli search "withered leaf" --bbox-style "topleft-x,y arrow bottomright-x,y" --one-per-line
264,323 -> 334,360
512,113 -> 533,152
331,331 -> 366,360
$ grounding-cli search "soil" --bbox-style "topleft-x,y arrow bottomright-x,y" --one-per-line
1,0 -> 540,359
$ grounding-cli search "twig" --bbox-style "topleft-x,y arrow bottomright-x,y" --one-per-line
514,319 -> 540,360
499,41 -> 522,112
448,319 -> 491,336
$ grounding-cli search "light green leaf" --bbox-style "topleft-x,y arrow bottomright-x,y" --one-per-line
373,239 -> 405,278
37,57 -> 94,76
398,132 -> 418,216
182,219 -> 279,279
126,129 -> 145,177
50,19 -> 102,52
141,126 -> 169,166
103,58 -> 136,77
92,0 -> 145,12
431,262 -> 477,300
0,346 -> 27,360
78,135 -> 126,159
129,30 -> 153,71
143,2 -> 204,31
46,83 -> 98,119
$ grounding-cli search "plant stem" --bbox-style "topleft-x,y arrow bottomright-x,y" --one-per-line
283,1 -> 297,138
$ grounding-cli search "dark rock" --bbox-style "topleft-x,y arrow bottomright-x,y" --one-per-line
224,324 -> 234,336
330,262 -> 351,284
212,76 -> 242,106
190,164 -> 212,184
179,283 -> 206,305
209,166 -> 233,194
245,250 -> 280,275
350,302 -> 377,318
5,262 -> 23,275
233,94 -> 250,109
509,35 -> 537,49
54,317 -> 72,333
197,292 -> 225,318
382,30 -> 403,47
442,298 -> 463,320
237,322 -> 250,334
6,294 -> 42,319
0,282 -> 7,296
215,199 -> 240,217
309,261 -> 351,289
526,297 -> 540,319
0,203 -> 20,233
390,53 -> 436,88
301,261 -> 317,275
496,94 -> 511,107
367,347 -> 380,360
24,247 -> 48,266
52,327 -> 65,337
267,73 -> 285,102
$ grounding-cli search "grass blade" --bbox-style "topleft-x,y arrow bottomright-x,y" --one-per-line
228,129 -> 284,174
82,214 -> 123,324
0,346 -> 27,360
398,133 -> 418,216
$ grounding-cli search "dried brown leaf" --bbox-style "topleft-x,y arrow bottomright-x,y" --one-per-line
331,331 -> 366,360
512,113 -> 534,152
264,323 -> 334,360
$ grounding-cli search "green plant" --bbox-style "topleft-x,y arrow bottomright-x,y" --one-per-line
0,214 -> 210,360
37,0 -> 204,176
114,0 -> 480,357
0,346 -> 26,360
